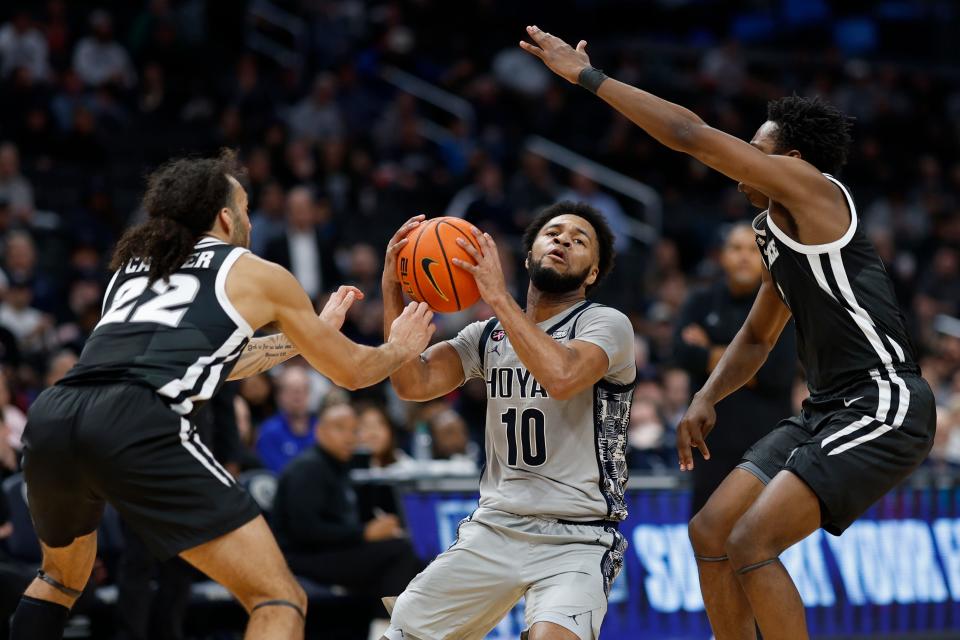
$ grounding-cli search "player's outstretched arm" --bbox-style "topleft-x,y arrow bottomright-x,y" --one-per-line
227,285 -> 364,381
228,254 -> 435,390
677,267 -> 791,470
382,216 -> 467,402
519,25 -> 834,214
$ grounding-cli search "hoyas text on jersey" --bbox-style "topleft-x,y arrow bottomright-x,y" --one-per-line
486,367 -> 549,399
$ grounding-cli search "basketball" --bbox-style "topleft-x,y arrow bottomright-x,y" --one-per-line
396,217 -> 482,313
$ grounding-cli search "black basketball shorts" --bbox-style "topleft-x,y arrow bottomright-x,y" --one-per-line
22,383 -> 260,560
739,372 -> 935,535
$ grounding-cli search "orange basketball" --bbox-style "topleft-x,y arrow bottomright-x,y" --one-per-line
396,217 -> 481,313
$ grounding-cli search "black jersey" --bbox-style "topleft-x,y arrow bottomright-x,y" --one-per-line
61,237 -> 253,416
752,175 -> 919,398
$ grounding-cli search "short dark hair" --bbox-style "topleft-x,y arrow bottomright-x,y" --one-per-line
111,149 -> 242,283
766,96 -> 854,176
521,201 -> 615,295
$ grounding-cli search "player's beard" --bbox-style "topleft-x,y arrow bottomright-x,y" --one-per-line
228,211 -> 250,248
529,258 -> 590,294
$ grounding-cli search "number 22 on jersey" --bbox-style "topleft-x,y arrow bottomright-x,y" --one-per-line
98,275 -> 201,329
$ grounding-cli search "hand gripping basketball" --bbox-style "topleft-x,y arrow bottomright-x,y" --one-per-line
394,216 -> 482,313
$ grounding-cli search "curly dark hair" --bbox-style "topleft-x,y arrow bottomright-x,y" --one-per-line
766,96 -> 854,176
521,201 -> 615,295
111,149 -> 243,283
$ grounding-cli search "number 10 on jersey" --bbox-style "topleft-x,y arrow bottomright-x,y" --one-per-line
501,408 -> 547,467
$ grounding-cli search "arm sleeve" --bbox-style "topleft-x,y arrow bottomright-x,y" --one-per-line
279,465 -> 364,548
447,319 -> 489,381
573,307 -> 637,384
671,293 -> 711,375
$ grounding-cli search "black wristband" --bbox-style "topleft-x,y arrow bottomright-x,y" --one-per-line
577,66 -> 608,94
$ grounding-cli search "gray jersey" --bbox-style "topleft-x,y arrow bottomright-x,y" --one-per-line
450,301 -> 636,521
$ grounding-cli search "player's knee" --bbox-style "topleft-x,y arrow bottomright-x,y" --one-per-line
688,509 -> 725,556
237,570 -> 307,614
725,518 -> 770,567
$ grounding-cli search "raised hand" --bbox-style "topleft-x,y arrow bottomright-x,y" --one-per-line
319,285 -> 364,331
676,395 -> 715,471
383,214 -> 425,289
451,228 -> 509,307
388,301 -> 436,360
519,25 -> 592,85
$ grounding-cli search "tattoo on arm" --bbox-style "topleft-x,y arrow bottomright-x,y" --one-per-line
228,334 -> 300,380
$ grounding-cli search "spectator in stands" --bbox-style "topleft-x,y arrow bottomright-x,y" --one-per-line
0,9 -> 49,81
0,370 -> 25,456
256,365 -> 318,473
559,169 -> 632,252
660,367 -> 691,429
2,232 -> 57,314
272,403 -> 422,612
0,412 -> 17,474
249,179 -> 286,256
43,350 -> 76,389
73,9 -> 136,89
0,144 -> 33,217
286,73 -> 344,143
356,403 -> 410,469
232,394 -> 264,471
263,186 -> 341,301
508,150 -> 560,230
0,275 -> 53,356
446,162 -> 515,236
239,372 -> 276,426
429,409 -> 479,467
626,398 -> 670,471
672,223 -> 796,511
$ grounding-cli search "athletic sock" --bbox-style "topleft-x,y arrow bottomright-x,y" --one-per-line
10,595 -> 70,639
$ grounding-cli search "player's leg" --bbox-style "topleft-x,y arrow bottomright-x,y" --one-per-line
180,515 -> 307,639
527,621 -> 580,639
690,416 -> 806,640
14,386 -> 104,639
687,468 -> 764,640
522,523 -> 626,640
384,513 -> 526,640
10,532 -> 98,639
728,374 -> 938,640
725,470 -> 821,640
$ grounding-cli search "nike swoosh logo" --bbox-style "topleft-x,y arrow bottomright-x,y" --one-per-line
844,396 -> 863,407
421,258 -> 448,301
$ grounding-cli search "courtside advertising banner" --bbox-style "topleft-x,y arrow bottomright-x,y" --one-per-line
401,483 -> 960,639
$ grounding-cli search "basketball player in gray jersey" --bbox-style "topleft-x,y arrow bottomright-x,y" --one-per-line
380,202 -> 636,640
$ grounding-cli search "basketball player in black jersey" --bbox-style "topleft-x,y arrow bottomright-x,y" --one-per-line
12,151 -> 435,639
523,26 -> 936,640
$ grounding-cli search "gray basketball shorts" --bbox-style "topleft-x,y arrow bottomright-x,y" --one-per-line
384,507 -> 626,640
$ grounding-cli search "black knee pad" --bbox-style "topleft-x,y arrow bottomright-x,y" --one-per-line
735,558 -> 779,575
251,599 -> 306,620
36,570 -> 84,599
694,554 -> 729,563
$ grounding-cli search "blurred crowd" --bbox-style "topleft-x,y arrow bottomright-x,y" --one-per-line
0,0 -> 958,491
